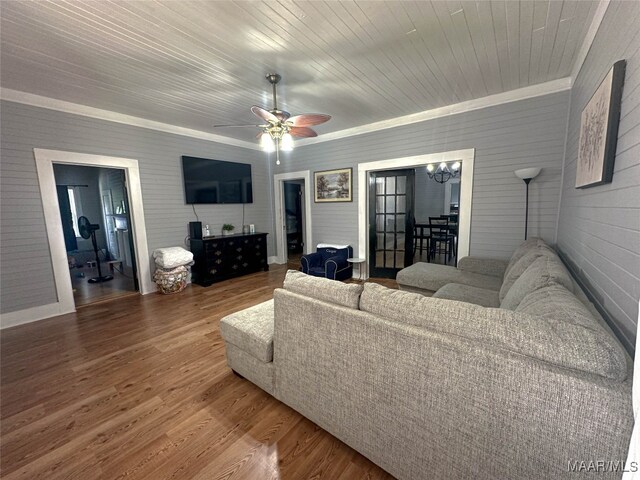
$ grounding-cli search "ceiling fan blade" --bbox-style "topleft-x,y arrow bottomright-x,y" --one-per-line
251,105 -> 278,123
289,126 -> 318,138
287,114 -> 331,127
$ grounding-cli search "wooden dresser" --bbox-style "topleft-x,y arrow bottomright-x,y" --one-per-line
190,232 -> 268,286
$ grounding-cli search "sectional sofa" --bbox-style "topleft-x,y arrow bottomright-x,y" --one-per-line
220,239 -> 634,479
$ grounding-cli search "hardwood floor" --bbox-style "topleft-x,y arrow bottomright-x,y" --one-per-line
0,265 -> 395,480
70,264 -> 137,306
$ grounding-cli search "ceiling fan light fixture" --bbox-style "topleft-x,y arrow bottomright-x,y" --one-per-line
426,164 -> 435,172
281,133 -> 294,151
260,132 -> 275,152
439,162 -> 449,171
452,161 -> 461,171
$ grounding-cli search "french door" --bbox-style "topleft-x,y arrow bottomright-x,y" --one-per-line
369,169 -> 415,278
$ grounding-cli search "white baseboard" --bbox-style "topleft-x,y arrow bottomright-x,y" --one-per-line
0,302 -> 75,329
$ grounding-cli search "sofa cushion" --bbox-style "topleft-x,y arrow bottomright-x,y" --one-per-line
433,283 -> 500,307
515,284 -> 599,330
360,283 -> 627,381
396,263 -> 502,293
504,237 -> 546,278
499,244 -> 556,301
220,299 -> 274,363
500,255 -> 574,310
284,270 -> 363,309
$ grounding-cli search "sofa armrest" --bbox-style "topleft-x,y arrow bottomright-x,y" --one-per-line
325,255 -> 349,279
301,252 -> 322,273
457,256 -> 509,278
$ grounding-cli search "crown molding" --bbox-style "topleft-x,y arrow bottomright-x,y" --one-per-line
570,0 -> 611,82
0,88 -> 260,151
2,77 -> 571,151
296,77 -> 572,147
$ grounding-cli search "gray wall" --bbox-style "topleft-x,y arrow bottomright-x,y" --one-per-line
52,164 -> 107,252
276,90 -> 570,258
556,1 -> 640,354
415,168 -> 447,221
0,100 -> 273,314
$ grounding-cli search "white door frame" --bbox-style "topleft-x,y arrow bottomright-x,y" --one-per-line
34,148 -> 154,316
357,149 -> 475,279
273,170 -> 313,264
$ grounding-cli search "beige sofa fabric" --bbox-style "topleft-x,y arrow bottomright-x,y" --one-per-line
219,299 -> 275,363
283,269 -> 363,309
503,237 -> 546,277
274,286 -> 633,480
499,246 -> 553,301
456,256 -> 509,278
500,255 -> 574,310
360,282 -> 627,381
432,283 -> 500,307
396,262 -> 502,294
516,284 -> 600,329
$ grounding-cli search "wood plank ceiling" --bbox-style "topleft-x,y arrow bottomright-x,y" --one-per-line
0,1 -> 598,143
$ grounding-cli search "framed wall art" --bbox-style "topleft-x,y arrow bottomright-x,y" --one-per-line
576,59 -> 626,189
314,168 -> 352,202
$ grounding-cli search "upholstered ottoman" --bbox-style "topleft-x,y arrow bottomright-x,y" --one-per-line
219,299 -> 275,395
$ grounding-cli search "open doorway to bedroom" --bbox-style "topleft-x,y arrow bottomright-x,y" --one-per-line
53,164 -> 138,306
273,170 -> 313,267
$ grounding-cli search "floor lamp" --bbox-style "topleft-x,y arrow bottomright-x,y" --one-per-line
514,167 -> 542,240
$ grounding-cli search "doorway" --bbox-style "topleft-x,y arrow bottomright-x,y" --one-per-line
369,169 -> 415,278
53,164 -> 138,306
283,180 -> 305,268
273,170 -> 313,265
35,149 -> 153,319
357,149 -> 475,280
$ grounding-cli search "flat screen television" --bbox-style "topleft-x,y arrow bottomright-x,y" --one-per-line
182,156 -> 253,204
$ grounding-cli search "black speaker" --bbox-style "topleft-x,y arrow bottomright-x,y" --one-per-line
189,221 -> 202,240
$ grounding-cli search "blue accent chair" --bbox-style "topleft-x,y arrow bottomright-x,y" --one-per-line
301,244 -> 353,281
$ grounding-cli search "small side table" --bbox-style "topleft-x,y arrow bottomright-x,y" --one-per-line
347,258 -> 366,282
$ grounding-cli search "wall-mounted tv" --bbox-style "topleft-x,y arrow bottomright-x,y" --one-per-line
182,156 -> 253,204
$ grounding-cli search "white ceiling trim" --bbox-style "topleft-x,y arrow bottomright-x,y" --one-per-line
295,77 -> 572,147
0,88 -> 260,151
2,77 -> 571,151
570,0 -> 611,82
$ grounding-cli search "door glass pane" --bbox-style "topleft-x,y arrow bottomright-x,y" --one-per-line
376,214 -> 384,232
376,195 -> 385,213
377,233 -> 385,249
376,177 -> 385,195
396,233 -> 405,250
396,176 -> 406,194
395,251 -> 405,268
376,250 -> 384,266
386,177 -> 396,194
385,253 -> 396,268
385,216 -> 396,233
397,214 -> 406,233
397,195 -> 406,213
385,234 -> 395,249
385,196 -> 395,213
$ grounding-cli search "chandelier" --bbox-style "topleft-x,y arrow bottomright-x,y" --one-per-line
426,161 -> 461,184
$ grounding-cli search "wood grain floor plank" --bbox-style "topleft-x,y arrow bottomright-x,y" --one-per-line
0,266 -> 397,479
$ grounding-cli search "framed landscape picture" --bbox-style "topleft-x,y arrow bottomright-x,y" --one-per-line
314,168 -> 352,202
576,60 -> 626,189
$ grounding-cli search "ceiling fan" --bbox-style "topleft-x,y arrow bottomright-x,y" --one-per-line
214,73 -> 331,165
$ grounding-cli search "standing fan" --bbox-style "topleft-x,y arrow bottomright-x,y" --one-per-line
78,216 -> 113,284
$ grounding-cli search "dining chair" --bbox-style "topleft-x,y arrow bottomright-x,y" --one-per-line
429,216 -> 454,262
